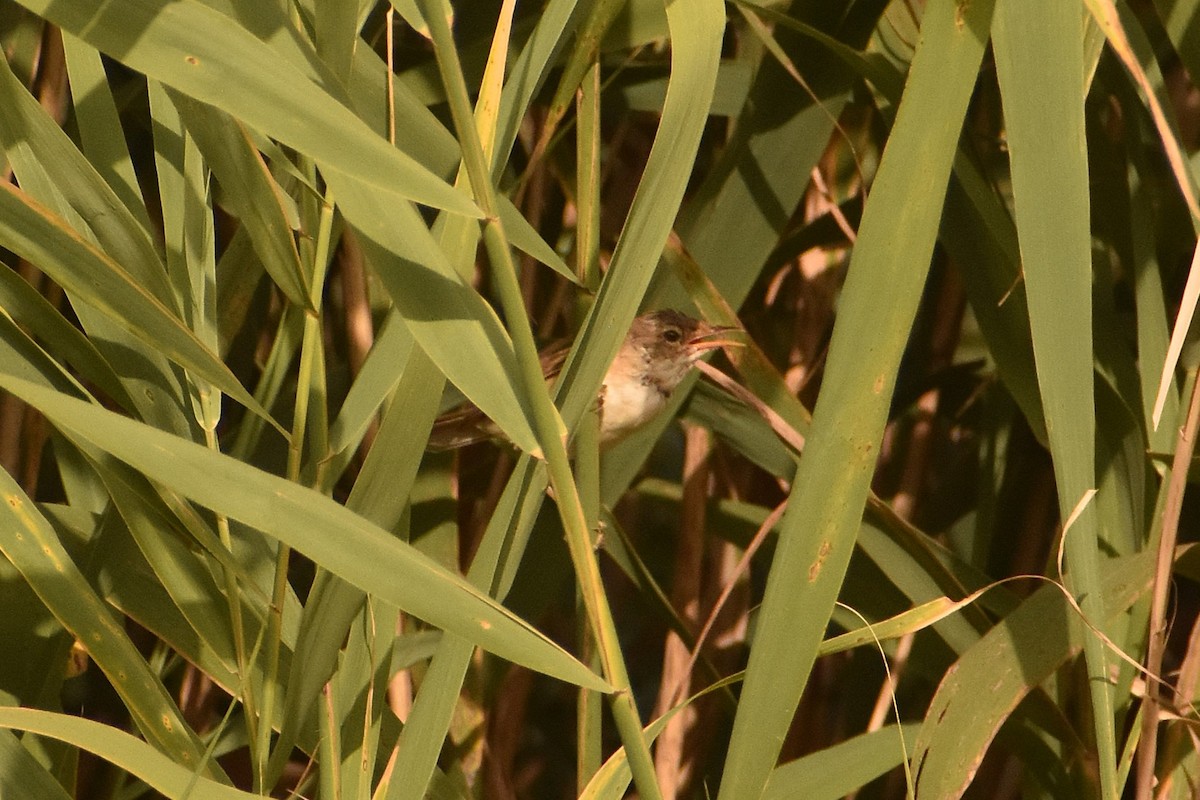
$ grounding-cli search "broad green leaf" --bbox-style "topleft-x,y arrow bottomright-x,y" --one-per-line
335,26 -> 574,282
332,179 -> 541,455
0,518 -> 70,708
619,60 -> 752,117
16,0 -> 478,217
197,0 -> 338,88
717,1 -> 995,797
0,375 -> 607,693
909,549 -> 1163,798
763,724 -> 921,800
315,0 -> 359,81
685,381 -> 798,479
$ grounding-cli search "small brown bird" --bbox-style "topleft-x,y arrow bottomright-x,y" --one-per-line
428,310 -> 741,451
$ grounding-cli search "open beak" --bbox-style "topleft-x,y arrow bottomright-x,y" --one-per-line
686,323 -> 744,356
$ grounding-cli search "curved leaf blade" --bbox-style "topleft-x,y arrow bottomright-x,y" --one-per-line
0,708 -> 250,800
0,375 -> 608,692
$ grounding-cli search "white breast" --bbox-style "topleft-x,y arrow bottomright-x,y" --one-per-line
600,378 -> 666,441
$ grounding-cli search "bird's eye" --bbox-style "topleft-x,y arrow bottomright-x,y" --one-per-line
662,328 -> 683,344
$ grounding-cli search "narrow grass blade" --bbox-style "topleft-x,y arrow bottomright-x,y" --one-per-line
668,2 -> 879,312
386,458 -> 548,800
342,38 -> 572,280
82,504 -> 241,693
943,157 -> 1048,444
578,672 -> 745,799
148,79 -> 223,433
491,0 -> 585,181
993,2 -> 1115,792
90,456 -> 238,674
554,0 -> 726,435
1129,164 -> 1179,452
0,307 -> 92,399
325,312 -> 411,461
0,252 -> 133,412
269,342 -> 444,781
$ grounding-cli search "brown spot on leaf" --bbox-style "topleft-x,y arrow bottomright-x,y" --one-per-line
808,540 -> 832,582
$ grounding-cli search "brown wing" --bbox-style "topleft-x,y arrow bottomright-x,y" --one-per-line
426,340 -> 572,451
538,340 -> 570,385
427,403 -> 496,451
